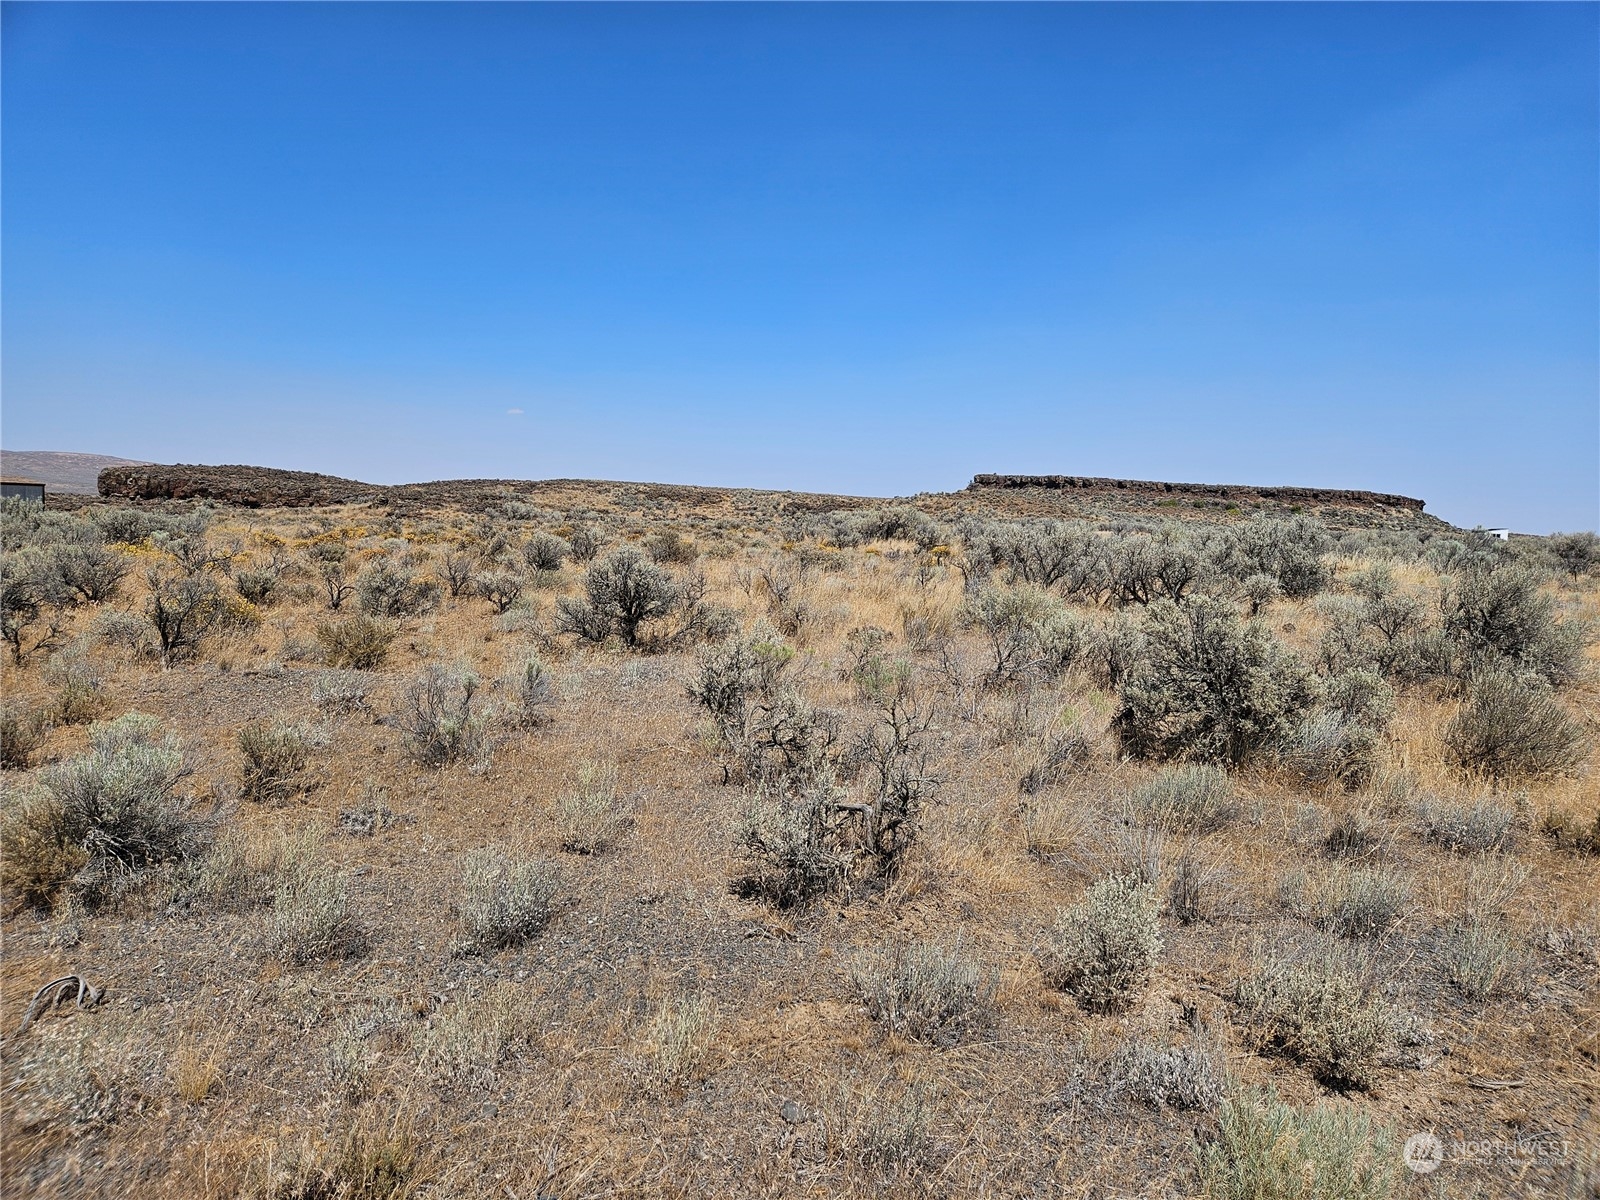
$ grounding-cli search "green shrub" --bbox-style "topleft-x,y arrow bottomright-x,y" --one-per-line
50,540 -> 130,604
850,938 -> 996,1046
1040,874 -> 1163,1012
962,584 -> 1086,687
1200,1087 -> 1402,1200
1114,597 -> 1316,766
315,613 -> 398,670
1444,670 -> 1585,779
457,847 -> 560,952
1233,952 -> 1394,1089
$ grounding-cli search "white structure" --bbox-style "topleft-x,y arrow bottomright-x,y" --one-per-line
1482,528 -> 1511,541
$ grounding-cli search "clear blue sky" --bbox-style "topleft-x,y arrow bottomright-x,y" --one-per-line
3,3 -> 1596,531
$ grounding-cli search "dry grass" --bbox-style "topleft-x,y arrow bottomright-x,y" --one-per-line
1,484 -> 1594,1198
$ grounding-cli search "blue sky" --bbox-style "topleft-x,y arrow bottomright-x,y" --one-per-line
3,2 -> 1595,531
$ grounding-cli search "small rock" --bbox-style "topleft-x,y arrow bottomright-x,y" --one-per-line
481,1101 -> 499,1119
780,1100 -> 804,1125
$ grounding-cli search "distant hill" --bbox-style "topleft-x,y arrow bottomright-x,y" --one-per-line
94,460 -> 1454,532
1,450 -> 149,494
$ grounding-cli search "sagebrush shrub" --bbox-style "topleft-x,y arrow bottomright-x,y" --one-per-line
850,939 -> 996,1046
1040,874 -> 1163,1012
457,847 -> 560,952
1548,531 -> 1600,582
522,531 -> 570,572
506,654 -> 555,727
1437,915 -> 1525,1001
1233,952 -> 1394,1089
50,540 -> 130,605
355,559 -> 439,618
1114,597 -> 1315,766
144,569 -> 222,665
1110,1038 -> 1222,1111
0,702 -> 43,770
1280,865 -> 1411,940
1444,670 -> 1585,779
962,584 -> 1085,687
1440,567 -> 1586,686
735,773 -> 852,906
473,568 -> 525,614
4,714 -> 209,905
395,664 -> 497,769
556,548 -> 679,647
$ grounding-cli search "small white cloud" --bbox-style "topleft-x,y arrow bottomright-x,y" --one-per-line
506,408 -> 523,416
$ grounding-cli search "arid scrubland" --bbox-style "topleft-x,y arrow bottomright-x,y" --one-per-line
1,480 -> 1597,1199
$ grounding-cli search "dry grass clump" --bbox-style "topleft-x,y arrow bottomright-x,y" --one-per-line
1436,915 -> 1528,1001
819,1077 -> 935,1178
456,847 -> 560,952
253,1117 -> 421,1200
1279,864 -> 1411,940
238,720 -> 313,803
1416,793 -> 1516,853
1039,873 -> 1163,1011
850,938 -> 996,1046
261,830 -> 364,965
414,981 -> 534,1085
1124,764 -> 1237,833
314,613 -> 397,669
643,992 -> 719,1086
1200,1086 -> 1401,1200
1167,843 -> 1231,924
555,760 -> 629,853
1233,950 -> 1394,1090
